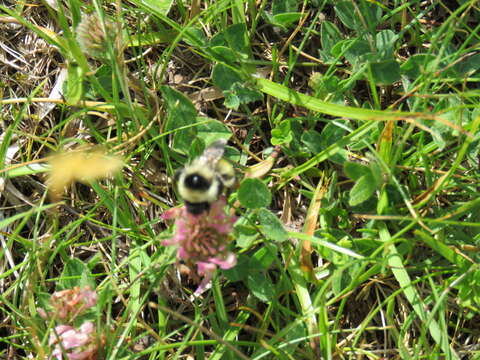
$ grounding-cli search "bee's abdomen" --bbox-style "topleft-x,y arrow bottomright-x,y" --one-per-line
185,201 -> 211,215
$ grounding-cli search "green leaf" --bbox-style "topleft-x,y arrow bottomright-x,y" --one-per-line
188,138 -> 205,159
370,60 -> 401,85
213,65 -> 262,109
224,255 -> 249,281
210,46 -> 237,64
349,173 -> 377,206
182,26 -> 208,47
414,230 -> 468,267
258,208 -> 288,242
230,82 -> 263,107
302,124 -> 348,164
400,54 -> 436,78
58,258 -> 95,291
379,224 -> 460,359
5,163 -> 49,178
247,272 -> 275,302
321,20 -> 343,54
319,21 -> 343,64
160,86 -> 197,154
319,123 -> 348,164
377,187 -> 389,215
454,53 -> 480,75
309,73 -> 340,96
335,1 -> 382,32
271,119 -> 293,145
223,23 -> 251,58
270,13 -> 302,28
272,0 -> 298,14
196,118 -> 232,145
238,178 -> 271,209
138,0 -> 173,15
375,30 -> 398,60
212,64 -> 244,91
301,130 -> 322,153
234,224 -> 260,248
248,245 -> 277,269
343,39 -> 372,68
334,1 -> 357,30
224,92 -> 240,110
344,161 -> 370,180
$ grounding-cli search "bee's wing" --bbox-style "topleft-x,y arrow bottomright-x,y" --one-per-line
199,139 -> 227,165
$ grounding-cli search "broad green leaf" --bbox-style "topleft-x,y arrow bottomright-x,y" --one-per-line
139,0 -> 173,15
272,0 -> 298,13
223,255 -> 250,281
271,119 -> 293,145
223,23 -> 251,58
188,138 -> 205,159
309,73 -> 341,97
224,92 -> 240,109
271,13 -> 302,28
210,46 -> 237,64
196,118 -> 232,145
249,244 -> 277,269
321,20 -> 343,54
375,30 -> 398,60
301,130 -> 322,153
212,64 -> 243,91
238,178 -> 271,209
342,39 -> 372,67
349,173 -> 377,206
370,60 -> 401,85
247,272 -> 275,302
334,1 -> 358,30
160,86 -> 197,153
400,54 -> 436,78
182,26 -> 208,47
223,82 -> 263,110
335,1 -> 382,32
344,161 -> 370,180
229,83 -> 263,107
321,124 -> 348,159
454,53 -> 480,75
234,224 -> 260,248
58,258 -> 95,291
258,208 -> 288,242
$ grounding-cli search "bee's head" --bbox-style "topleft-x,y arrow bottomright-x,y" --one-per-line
184,173 -> 212,191
175,163 -> 223,206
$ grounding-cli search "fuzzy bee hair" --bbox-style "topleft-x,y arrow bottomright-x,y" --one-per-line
174,140 -> 235,215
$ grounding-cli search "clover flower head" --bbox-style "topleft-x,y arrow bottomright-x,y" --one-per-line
162,197 -> 237,295
49,321 -> 98,360
38,286 -> 97,322
76,14 -> 117,59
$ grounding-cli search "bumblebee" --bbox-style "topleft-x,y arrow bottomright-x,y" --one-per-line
174,139 -> 236,215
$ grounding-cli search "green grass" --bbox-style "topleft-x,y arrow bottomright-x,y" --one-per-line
1,0 -> 480,359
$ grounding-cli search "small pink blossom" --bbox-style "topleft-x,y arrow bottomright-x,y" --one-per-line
49,321 -> 98,360
162,197 -> 237,295
38,286 -> 97,322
